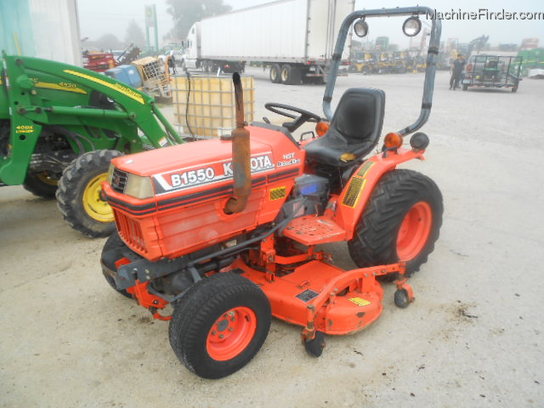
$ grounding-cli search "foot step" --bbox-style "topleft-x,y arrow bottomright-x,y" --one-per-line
283,216 -> 346,245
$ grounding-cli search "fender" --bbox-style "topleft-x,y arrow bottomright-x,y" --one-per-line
333,147 -> 425,239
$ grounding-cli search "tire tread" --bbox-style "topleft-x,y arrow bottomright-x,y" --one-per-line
56,149 -> 121,237
348,169 -> 443,275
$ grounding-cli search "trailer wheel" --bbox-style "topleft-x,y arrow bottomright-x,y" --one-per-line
348,169 -> 443,276
169,272 -> 271,379
462,84 -> 468,91
270,64 -> 281,83
56,149 -> 122,238
281,64 -> 301,85
100,231 -> 132,299
23,171 -> 59,198
511,84 -> 518,93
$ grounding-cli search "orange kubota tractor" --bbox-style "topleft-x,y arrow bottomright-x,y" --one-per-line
100,7 -> 443,379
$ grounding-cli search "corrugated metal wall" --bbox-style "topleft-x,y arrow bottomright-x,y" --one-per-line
0,0 -> 81,65
30,0 -> 82,65
0,0 -> 36,56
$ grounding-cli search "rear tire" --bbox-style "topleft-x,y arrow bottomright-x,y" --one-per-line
169,273 -> 271,379
270,64 -> 281,83
280,64 -> 301,85
56,149 -> 122,238
348,169 -> 443,276
23,171 -> 59,198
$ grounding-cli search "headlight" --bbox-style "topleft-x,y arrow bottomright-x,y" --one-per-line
107,163 -> 115,184
402,16 -> 422,37
124,174 -> 154,199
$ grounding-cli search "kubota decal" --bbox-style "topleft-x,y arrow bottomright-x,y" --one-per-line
277,152 -> 301,167
153,153 -> 275,195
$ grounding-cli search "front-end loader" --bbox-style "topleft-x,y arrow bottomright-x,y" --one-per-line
0,53 -> 182,236
100,7 -> 443,379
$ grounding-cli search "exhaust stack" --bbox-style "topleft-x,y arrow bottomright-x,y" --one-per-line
224,73 -> 251,214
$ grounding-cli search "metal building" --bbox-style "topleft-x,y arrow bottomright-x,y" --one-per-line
0,0 -> 81,65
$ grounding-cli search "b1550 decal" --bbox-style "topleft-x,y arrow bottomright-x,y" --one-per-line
153,153 -> 275,195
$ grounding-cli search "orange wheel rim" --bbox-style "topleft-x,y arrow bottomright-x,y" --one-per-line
206,306 -> 257,361
396,201 -> 432,261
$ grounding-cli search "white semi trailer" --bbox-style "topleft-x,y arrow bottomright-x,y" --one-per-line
183,0 -> 354,84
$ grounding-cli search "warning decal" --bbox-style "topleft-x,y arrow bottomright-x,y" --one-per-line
348,297 -> 371,307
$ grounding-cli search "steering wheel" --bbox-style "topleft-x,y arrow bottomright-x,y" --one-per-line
264,103 -> 321,133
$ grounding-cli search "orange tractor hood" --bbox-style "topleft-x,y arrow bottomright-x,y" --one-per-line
105,125 -> 306,261
111,129 -> 285,197
113,137 -> 273,178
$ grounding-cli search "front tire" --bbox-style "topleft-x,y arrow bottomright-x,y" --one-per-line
101,231 -> 132,298
56,149 -> 122,237
169,273 -> 271,379
348,169 -> 443,276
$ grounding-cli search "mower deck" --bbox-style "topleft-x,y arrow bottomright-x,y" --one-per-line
231,258 -> 406,336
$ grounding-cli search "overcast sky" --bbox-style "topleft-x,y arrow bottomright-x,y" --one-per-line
77,0 -> 544,47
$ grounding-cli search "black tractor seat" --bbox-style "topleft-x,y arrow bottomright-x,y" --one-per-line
304,88 -> 385,167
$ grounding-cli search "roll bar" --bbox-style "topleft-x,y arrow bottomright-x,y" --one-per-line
323,6 -> 442,136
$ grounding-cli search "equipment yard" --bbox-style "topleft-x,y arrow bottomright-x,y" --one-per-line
1,68 -> 543,407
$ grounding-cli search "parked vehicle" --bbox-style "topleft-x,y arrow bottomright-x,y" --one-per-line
101,6 -> 444,379
0,53 -> 181,237
518,48 -> 544,76
462,55 -> 522,92
182,0 -> 354,84
83,44 -> 140,73
350,51 -> 378,74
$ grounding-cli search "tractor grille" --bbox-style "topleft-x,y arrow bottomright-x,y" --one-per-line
111,168 -> 128,193
114,212 -> 147,254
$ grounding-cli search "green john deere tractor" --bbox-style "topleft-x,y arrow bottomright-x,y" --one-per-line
0,53 -> 182,237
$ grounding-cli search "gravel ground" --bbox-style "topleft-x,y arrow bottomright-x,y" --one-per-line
1,68 -> 543,408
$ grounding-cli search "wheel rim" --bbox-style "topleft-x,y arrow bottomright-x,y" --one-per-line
36,171 -> 59,186
281,68 -> 288,82
82,173 -> 114,223
206,306 -> 257,361
396,201 -> 432,261
271,68 -> 277,81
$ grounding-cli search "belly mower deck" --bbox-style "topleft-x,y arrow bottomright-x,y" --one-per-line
106,239 -> 413,343
231,258 -> 411,341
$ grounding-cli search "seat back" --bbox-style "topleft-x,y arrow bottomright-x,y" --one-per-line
329,88 -> 385,155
